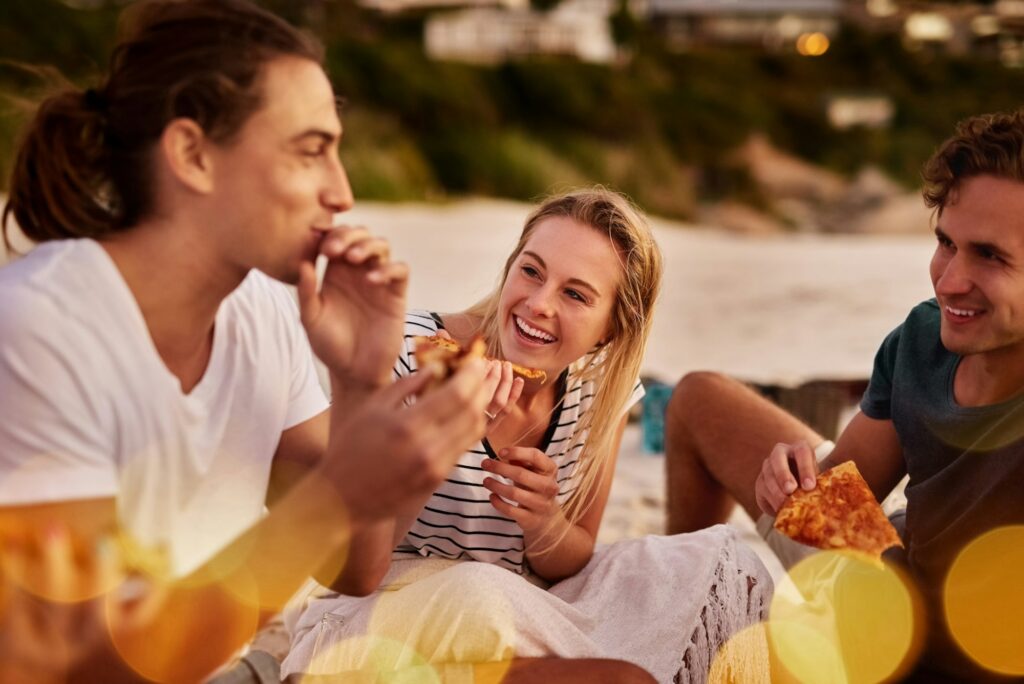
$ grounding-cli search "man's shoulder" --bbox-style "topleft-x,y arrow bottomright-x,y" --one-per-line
0,241 -> 98,333
884,299 -> 940,346
906,299 -> 940,326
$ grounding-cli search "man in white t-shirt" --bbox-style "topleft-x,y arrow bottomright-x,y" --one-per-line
0,3 -> 656,683
0,2 -> 502,682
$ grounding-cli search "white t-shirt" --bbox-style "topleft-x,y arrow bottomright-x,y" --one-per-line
393,311 -> 644,573
0,239 -> 328,575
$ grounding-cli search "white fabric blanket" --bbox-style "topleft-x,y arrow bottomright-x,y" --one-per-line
283,525 -> 772,683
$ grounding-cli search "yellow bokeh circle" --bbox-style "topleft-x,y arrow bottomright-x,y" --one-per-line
769,550 -> 920,684
708,622 -> 773,683
944,525 -> 1024,676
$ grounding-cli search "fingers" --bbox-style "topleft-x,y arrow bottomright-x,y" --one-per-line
500,447 -> 555,474
482,478 -> 547,512
40,525 -> 74,603
297,261 -> 321,328
486,361 -> 515,415
376,369 -> 433,407
408,358 -> 492,440
791,441 -> 819,490
756,441 -> 822,516
366,260 -> 409,290
481,458 -> 558,496
768,443 -> 799,495
319,226 -> 389,265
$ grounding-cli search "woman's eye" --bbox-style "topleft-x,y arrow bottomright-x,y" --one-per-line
522,265 -> 540,278
565,289 -> 586,303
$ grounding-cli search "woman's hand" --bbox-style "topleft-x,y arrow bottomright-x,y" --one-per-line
481,447 -> 560,535
483,361 -> 525,432
298,225 -> 408,389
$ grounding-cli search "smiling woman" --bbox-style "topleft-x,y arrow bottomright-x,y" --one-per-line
284,188 -> 775,683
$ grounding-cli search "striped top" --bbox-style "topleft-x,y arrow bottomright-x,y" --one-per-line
392,310 -> 644,574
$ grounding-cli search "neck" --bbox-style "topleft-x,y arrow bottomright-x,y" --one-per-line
101,217 -> 247,383
955,348 -> 1024,407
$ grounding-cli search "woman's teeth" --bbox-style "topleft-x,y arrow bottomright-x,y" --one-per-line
515,316 -> 556,343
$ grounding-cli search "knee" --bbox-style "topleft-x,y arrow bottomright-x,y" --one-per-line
666,371 -> 731,438
669,372 -> 729,417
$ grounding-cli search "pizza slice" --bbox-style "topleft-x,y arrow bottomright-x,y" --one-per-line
412,335 -> 547,386
774,460 -> 903,558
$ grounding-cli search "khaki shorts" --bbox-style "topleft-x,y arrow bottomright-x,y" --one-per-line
754,440 -> 835,571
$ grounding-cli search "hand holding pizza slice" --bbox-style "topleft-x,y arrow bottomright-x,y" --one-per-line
413,335 -> 547,389
774,461 -> 903,558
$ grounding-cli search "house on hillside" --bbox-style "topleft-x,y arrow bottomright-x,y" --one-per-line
640,0 -> 842,51
424,0 -> 618,63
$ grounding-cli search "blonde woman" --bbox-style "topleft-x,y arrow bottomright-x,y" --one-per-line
284,189 -> 771,683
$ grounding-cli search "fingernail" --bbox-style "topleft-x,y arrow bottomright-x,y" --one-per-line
783,481 -> 796,495
803,478 -> 815,490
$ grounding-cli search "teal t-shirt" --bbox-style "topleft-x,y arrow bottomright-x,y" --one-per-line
861,299 -> 1024,679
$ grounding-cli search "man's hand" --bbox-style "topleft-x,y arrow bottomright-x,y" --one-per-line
297,226 -> 408,388
0,525 -> 145,683
322,357 -> 499,523
754,440 -> 820,516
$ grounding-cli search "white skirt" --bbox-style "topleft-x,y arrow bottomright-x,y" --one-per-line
282,525 -> 771,683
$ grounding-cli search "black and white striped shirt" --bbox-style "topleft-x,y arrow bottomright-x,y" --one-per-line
392,310 -> 644,574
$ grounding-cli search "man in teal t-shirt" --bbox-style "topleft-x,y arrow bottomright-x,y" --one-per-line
665,110 -> 1024,681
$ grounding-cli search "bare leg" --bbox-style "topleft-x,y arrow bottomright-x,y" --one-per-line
665,372 -> 823,534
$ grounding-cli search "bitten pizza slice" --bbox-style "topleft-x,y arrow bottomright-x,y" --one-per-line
774,460 -> 903,558
412,335 -> 547,387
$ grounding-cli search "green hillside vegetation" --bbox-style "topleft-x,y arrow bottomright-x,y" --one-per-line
2,0 -> 1023,220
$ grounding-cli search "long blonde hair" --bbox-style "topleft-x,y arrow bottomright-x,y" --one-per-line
466,187 -> 663,535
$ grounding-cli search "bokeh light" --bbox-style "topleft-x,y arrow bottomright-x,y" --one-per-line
944,525 -> 1024,676
797,33 -> 830,57
105,571 -> 260,683
0,529 -> 126,604
707,622 -> 772,683
300,560 -> 515,681
770,550 -> 920,684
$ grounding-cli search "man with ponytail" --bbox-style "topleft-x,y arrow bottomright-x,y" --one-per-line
0,2 -> 653,682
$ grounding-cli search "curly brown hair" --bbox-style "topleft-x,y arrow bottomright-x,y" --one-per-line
922,110 -> 1024,212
